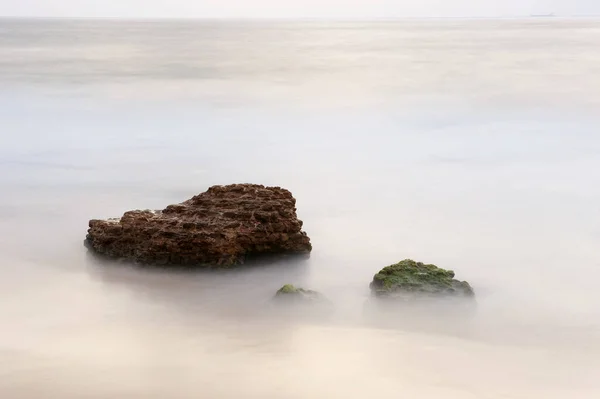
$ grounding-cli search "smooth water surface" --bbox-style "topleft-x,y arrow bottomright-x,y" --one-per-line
1,18 -> 599,398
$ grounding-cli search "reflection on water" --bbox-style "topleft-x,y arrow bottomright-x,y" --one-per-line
1,18 -> 600,398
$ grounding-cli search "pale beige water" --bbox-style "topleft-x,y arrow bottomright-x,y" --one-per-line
1,18 -> 600,398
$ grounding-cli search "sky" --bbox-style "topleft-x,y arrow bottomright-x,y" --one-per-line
0,0 -> 599,18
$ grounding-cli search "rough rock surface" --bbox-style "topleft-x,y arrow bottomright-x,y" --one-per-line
85,184 -> 312,267
370,259 -> 474,299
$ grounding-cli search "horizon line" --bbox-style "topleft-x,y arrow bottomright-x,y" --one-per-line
1,14 -> 599,21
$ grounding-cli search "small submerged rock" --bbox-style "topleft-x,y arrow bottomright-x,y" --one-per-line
274,284 -> 325,302
270,284 -> 335,322
85,184 -> 312,267
370,259 -> 474,300
271,284 -> 333,321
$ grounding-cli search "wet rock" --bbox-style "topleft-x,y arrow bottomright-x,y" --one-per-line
85,184 -> 312,267
270,284 -> 334,322
274,284 -> 325,303
370,259 -> 474,300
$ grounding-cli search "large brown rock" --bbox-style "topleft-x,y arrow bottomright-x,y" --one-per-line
85,184 -> 312,267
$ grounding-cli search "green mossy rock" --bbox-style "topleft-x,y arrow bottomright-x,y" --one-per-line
271,284 -> 333,321
370,259 -> 474,299
273,284 -> 329,304
275,284 -> 324,301
276,284 -> 303,294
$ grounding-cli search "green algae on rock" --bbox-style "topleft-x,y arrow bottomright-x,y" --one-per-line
274,284 -> 324,301
370,259 -> 474,299
271,284 -> 334,321
276,284 -> 302,294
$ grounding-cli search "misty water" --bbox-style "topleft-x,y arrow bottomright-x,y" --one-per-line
1,18 -> 600,398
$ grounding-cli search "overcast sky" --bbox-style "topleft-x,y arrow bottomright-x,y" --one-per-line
1,0 -> 599,18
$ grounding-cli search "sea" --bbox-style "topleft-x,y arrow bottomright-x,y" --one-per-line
0,17 -> 599,398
